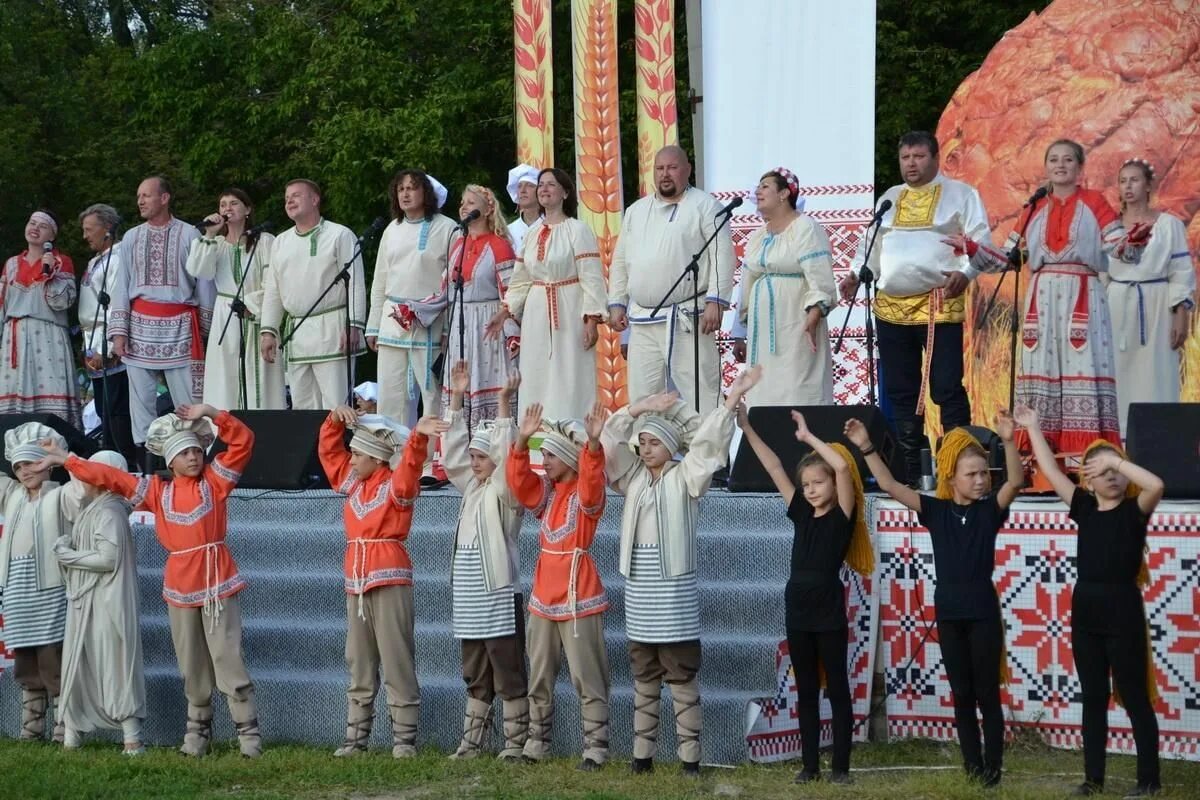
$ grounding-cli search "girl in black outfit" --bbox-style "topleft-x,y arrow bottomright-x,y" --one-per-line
848,411 -> 1023,788
738,407 -> 871,785
1017,405 -> 1164,798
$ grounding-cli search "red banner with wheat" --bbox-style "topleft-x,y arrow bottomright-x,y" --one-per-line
634,0 -> 677,195
514,0 -> 554,168
572,0 -> 628,410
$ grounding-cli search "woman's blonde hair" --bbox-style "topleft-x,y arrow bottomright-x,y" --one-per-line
463,184 -> 511,242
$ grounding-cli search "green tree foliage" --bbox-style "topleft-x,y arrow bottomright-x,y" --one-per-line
0,0 -> 1048,266
874,0 -> 1051,190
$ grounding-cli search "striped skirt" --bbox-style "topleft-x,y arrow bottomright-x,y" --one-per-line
451,546 -> 517,639
625,545 -> 700,643
2,556 -> 67,649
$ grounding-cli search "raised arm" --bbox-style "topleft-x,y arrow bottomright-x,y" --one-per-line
186,235 -> 226,280
1013,405 -> 1074,505
1080,448 -> 1165,516
392,420 -> 445,504
44,257 -> 76,311
736,403 -> 796,506
844,418 -> 921,512
62,454 -> 154,512
992,408 -> 1025,509
441,362 -> 474,491
488,417 -> 520,508
579,401 -> 608,520
319,407 -> 357,492
794,411 -> 854,519
506,402 -> 548,512
441,412 -> 473,492
176,404 -> 251,493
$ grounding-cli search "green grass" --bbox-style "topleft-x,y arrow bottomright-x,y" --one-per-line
0,737 -> 1196,800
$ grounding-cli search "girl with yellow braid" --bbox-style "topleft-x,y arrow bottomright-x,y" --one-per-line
846,411 -> 1023,788
1015,405 -> 1163,798
737,406 -> 870,785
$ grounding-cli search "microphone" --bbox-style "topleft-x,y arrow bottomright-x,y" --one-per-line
717,196 -> 744,216
872,198 -> 893,223
455,209 -> 481,229
1023,186 -> 1048,207
42,241 -> 55,276
247,220 -> 275,236
196,215 -> 228,232
357,216 -> 387,243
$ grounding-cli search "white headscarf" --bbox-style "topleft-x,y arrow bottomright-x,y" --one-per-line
426,175 -> 449,210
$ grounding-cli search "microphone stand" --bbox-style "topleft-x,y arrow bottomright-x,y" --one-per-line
280,223 -> 372,405
833,212 -> 886,406
89,231 -> 119,454
216,227 -> 262,410
650,208 -> 735,413
974,201 -> 1038,410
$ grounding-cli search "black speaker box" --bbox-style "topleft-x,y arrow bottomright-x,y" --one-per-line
730,404 -> 905,492
209,410 -> 331,490
0,413 -> 96,483
1126,402 -> 1200,499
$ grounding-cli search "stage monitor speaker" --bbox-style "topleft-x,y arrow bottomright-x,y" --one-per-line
0,413 -> 96,484
209,410 -> 331,490
729,405 -> 905,492
1126,402 -> 1200,499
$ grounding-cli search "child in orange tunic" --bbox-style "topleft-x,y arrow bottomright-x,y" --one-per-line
318,406 -> 448,758
506,400 -> 609,770
40,403 -> 260,758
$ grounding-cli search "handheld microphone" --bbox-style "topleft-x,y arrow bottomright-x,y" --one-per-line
196,215 -> 228,232
456,209 -> 482,229
717,196 -> 744,216
42,241 -> 55,276
1024,186 -> 1049,207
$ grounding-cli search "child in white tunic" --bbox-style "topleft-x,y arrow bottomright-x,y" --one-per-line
0,423 -> 74,743
55,450 -> 146,753
442,363 -> 527,759
600,365 -> 761,775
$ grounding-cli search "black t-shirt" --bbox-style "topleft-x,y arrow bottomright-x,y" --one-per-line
1068,487 -> 1149,634
918,494 -> 1008,622
784,493 -> 854,632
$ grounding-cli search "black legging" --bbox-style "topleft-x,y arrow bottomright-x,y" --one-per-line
937,616 -> 1004,775
1073,624 -> 1160,789
786,628 -> 851,775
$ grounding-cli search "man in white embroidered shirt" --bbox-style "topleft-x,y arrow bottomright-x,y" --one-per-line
608,146 -> 735,415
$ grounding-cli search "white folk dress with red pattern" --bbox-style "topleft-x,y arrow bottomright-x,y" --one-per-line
505,218 -> 607,421
1016,189 -> 1143,453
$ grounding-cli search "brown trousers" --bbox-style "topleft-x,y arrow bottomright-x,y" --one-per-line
524,613 -> 610,764
629,639 -> 703,762
13,643 -> 63,695
345,583 -> 419,744
461,594 -> 528,702
167,596 -> 257,725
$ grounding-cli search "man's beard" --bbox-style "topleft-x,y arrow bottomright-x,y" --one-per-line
658,181 -> 679,198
